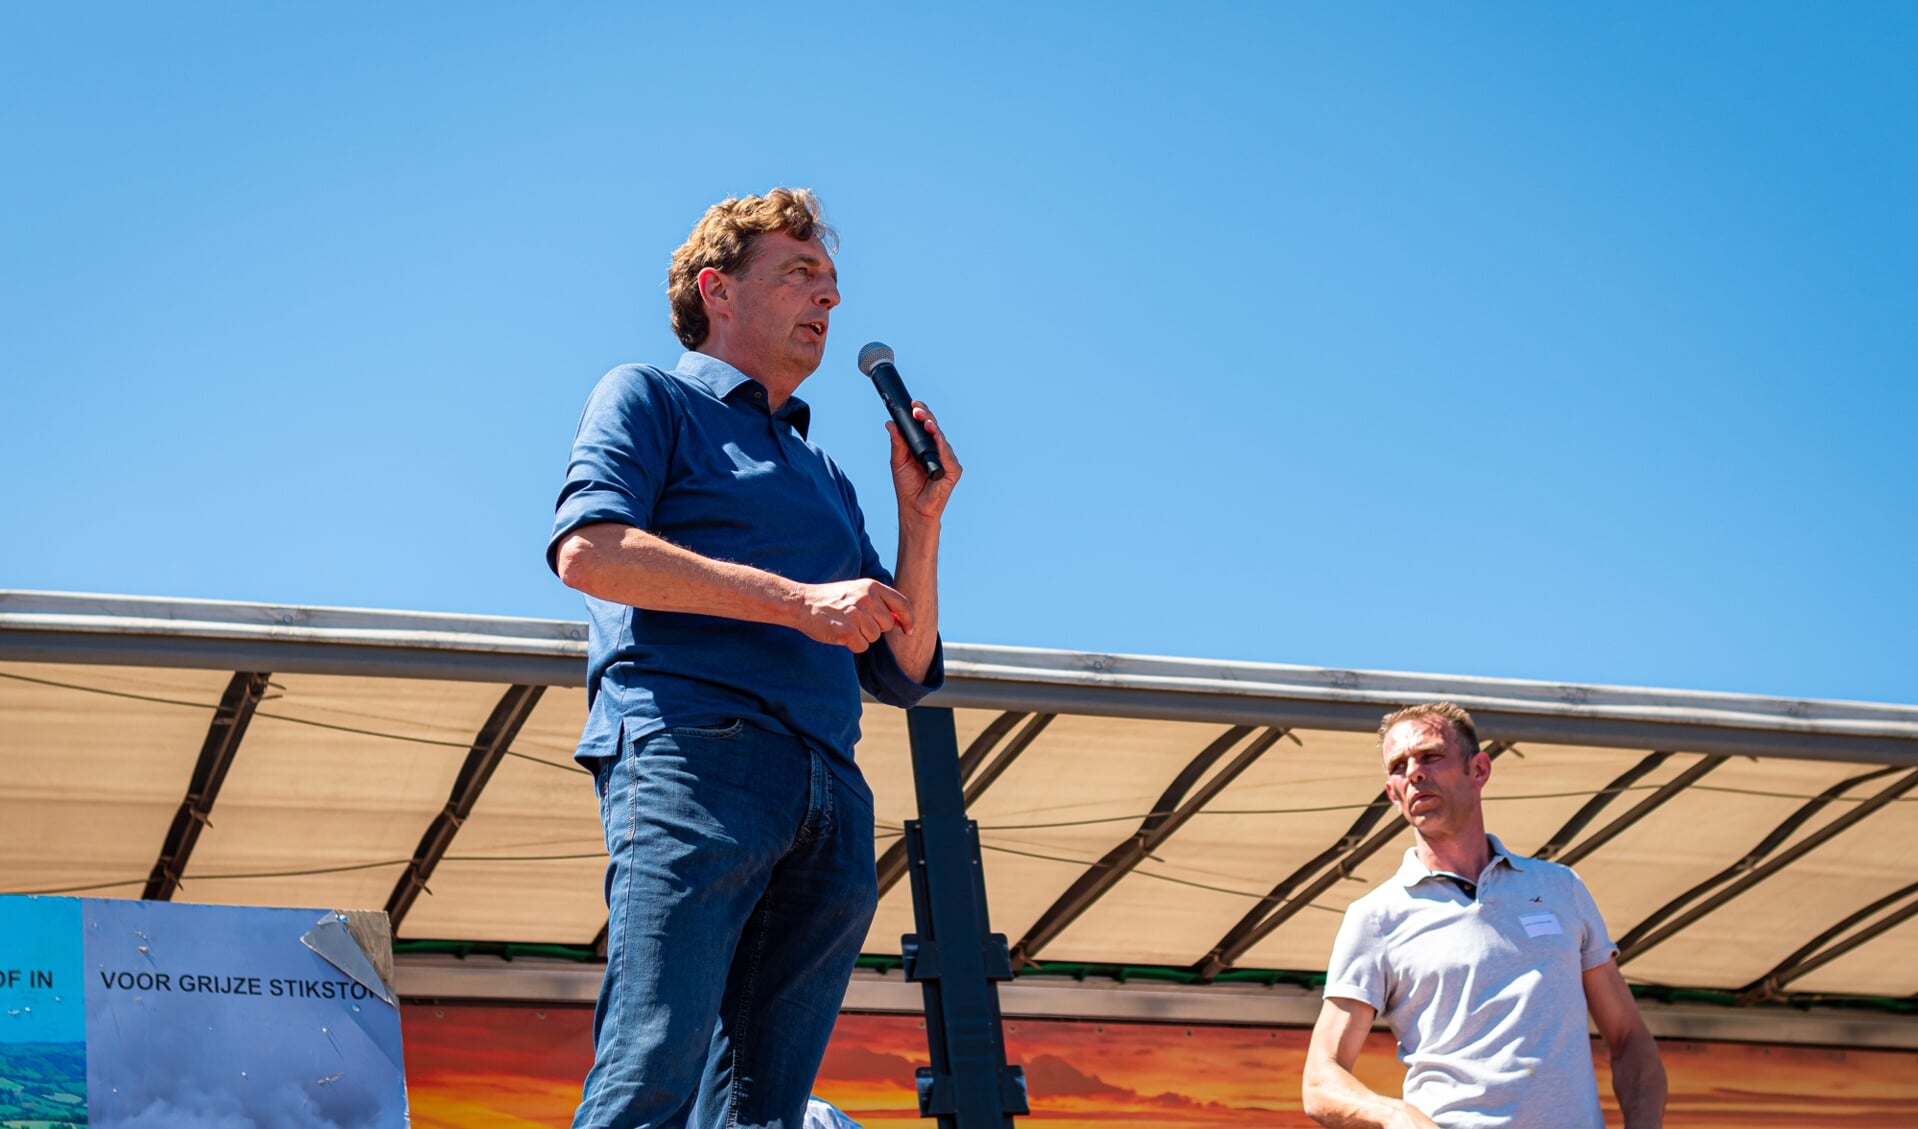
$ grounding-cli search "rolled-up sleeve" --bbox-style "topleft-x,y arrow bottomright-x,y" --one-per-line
548,366 -> 676,574
860,634 -> 946,708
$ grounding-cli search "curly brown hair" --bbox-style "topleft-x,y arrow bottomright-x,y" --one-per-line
667,188 -> 838,349
1377,702 -> 1481,761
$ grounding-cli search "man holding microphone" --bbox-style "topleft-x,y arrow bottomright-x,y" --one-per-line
548,188 -> 959,1129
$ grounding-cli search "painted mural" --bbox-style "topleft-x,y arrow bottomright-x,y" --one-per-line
402,1002 -> 1918,1128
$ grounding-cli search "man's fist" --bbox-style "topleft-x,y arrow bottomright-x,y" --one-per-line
793,578 -> 913,652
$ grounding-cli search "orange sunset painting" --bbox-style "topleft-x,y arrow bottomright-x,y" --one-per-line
402,1003 -> 1917,1128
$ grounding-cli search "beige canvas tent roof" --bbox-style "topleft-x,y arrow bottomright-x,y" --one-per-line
5,590 -> 1916,1047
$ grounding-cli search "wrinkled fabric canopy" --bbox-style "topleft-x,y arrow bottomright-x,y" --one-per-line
4,590 -> 1915,1007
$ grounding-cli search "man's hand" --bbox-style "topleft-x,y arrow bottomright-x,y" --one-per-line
882,401 -> 956,682
793,578 -> 913,653
889,401 -> 961,523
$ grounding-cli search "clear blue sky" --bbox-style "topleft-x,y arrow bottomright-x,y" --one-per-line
3,4 -> 1912,703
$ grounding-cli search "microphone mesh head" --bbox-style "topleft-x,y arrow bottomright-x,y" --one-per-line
857,341 -> 894,376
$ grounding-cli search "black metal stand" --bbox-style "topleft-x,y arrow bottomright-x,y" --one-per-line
900,706 -> 1028,1129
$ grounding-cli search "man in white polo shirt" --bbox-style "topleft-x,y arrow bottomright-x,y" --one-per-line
1301,703 -> 1667,1129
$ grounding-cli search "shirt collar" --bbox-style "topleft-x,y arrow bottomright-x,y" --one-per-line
678,351 -> 812,438
1393,833 -> 1524,888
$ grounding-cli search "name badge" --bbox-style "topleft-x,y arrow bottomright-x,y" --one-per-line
1520,912 -> 1563,938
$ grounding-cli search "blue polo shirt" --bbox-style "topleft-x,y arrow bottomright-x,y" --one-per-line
548,352 -> 943,802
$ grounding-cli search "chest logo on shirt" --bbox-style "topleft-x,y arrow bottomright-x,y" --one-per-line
722,441 -> 777,476
1519,912 -> 1563,938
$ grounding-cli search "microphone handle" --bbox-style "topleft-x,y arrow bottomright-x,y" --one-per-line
868,362 -> 945,481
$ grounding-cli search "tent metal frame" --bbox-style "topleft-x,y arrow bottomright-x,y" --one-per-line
1618,767 -> 1918,964
386,683 -> 546,929
1010,725 -> 1288,967
876,711 -> 1051,897
6,591 -> 1914,766
145,670 -> 272,900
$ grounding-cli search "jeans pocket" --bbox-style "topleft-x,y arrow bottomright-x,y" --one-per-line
665,718 -> 747,740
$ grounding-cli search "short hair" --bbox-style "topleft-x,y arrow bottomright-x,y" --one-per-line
667,187 -> 838,349
1378,702 -> 1480,760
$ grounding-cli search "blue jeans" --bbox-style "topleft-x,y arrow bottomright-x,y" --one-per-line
573,721 -> 879,1129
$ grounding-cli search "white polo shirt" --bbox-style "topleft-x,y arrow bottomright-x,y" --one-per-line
1324,834 -> 1617,1129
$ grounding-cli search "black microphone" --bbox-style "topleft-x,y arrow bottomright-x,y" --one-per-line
857,342 -> 944,481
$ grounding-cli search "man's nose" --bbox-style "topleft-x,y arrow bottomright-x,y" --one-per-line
816,276 -> 840,308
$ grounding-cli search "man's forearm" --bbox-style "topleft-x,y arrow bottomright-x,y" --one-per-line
1302,1063 -> 1435,1129
1611,1032 -> 1668,1129
557,521 -> 916,653
555,523 -> 802,626
883,516 -> 941,683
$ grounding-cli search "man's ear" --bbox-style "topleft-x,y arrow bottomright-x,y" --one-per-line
697,267 -> 728,313
1471,750 -> 1492,789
